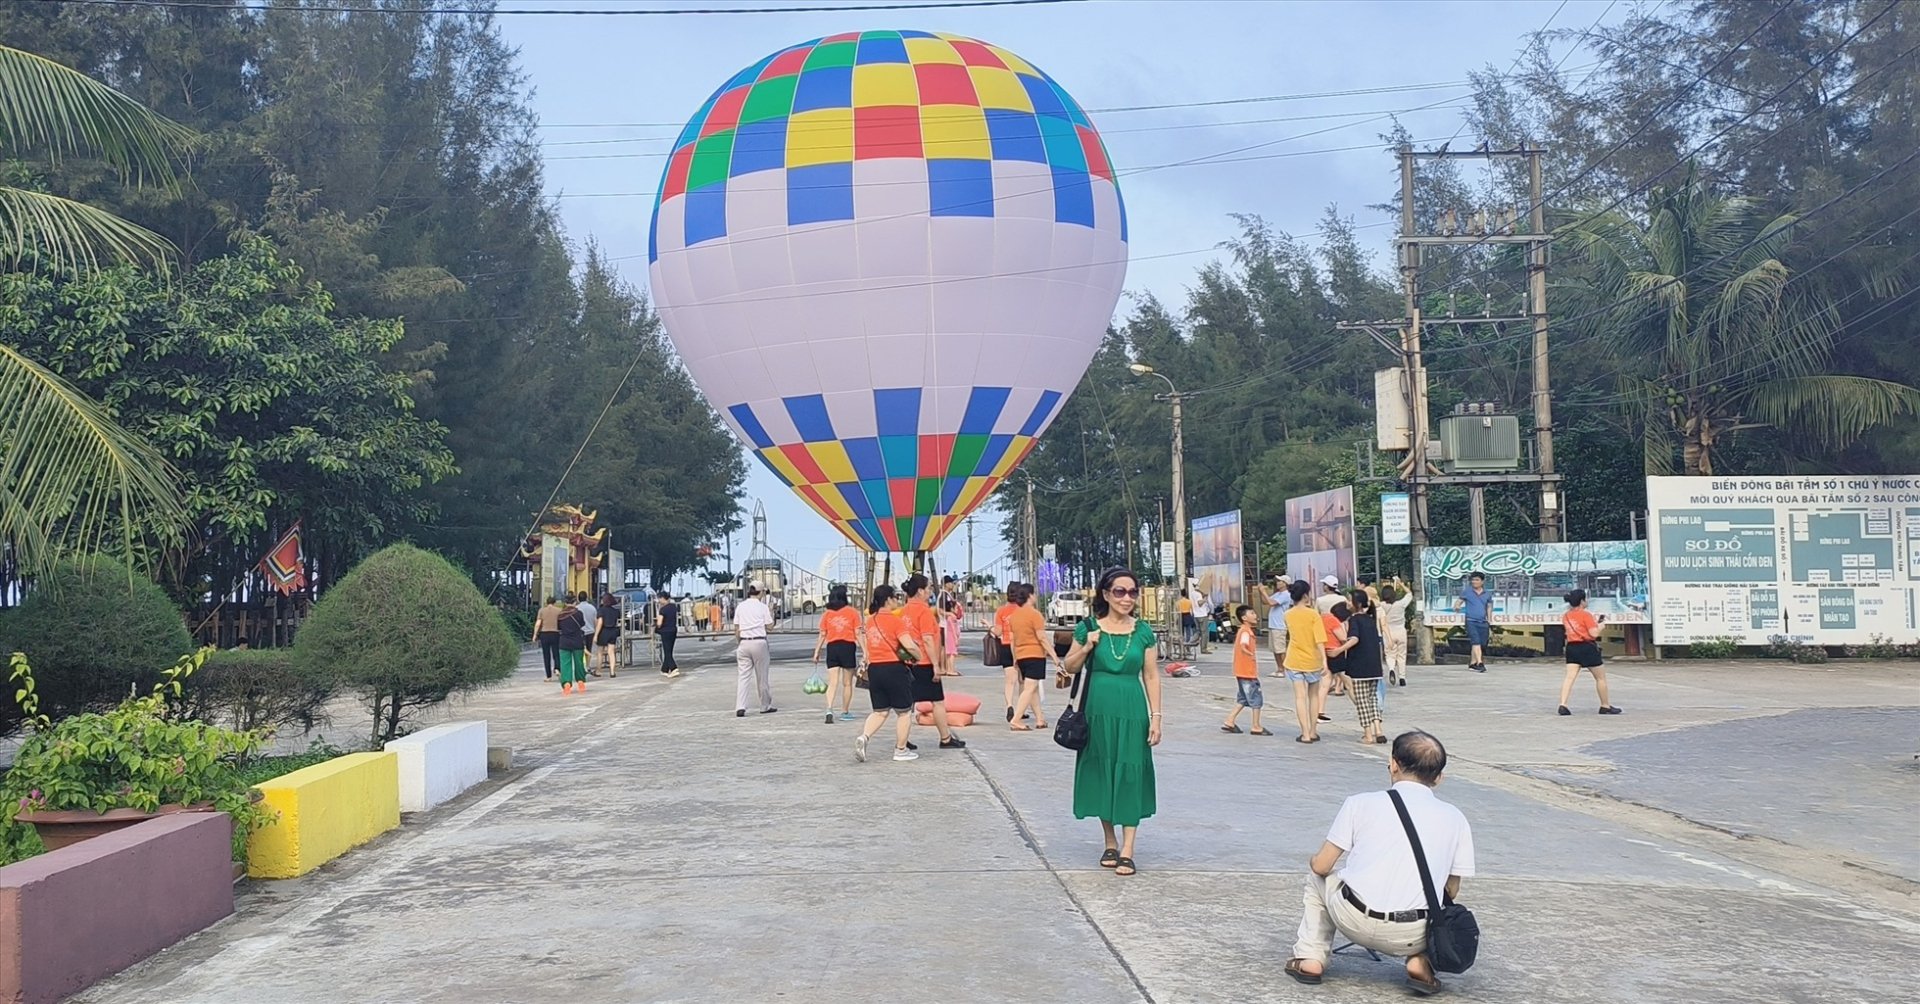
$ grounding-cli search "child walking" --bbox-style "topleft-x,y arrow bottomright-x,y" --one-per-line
1559,589 -> 1622,716
1222,605 -> 1273,735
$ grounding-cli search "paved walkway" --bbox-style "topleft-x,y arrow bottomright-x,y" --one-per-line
78,643 -> 1920,1003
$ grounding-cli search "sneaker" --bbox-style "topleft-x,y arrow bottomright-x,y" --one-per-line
905,741 -> 919,751
761,707 -> 779,715
1599,706 -> 1623,715
939,736 -> 967,750
561,683 -> 572,694
839,712 -> 859,722
667,669 -> 682,678
854,734 -> 869,763
735,709 -> 746,718
1557,705 -> 1572,716
1470,663 -> 1487,673
892,747 -> 919,762
825,712 -> 835,724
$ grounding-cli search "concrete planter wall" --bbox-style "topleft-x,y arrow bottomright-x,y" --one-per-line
247,751 -> 399,879
0,813 -> 234,1004
385,721 -> 489,813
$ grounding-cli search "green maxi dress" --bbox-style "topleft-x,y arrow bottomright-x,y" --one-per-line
1071,618 -> 1157,827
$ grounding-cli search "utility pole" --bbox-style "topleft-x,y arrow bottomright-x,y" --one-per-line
1399,147 -> 1436,665
965,516 -> 975,594
1129,364 -> 1186,638
1528,148 -> 1560,543
1023,478 -> 1038,587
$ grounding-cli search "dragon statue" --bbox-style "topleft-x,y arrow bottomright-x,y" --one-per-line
521,504 -> 609,598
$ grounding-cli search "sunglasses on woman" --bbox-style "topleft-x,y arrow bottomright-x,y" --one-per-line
1107,587 -> 1141,598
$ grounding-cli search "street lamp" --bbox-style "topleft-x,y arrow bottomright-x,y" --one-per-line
1130,364 -> 1186,641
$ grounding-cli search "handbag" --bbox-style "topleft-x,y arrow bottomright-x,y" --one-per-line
1387,790 -> 1480,973
1053,663 -> 1091,751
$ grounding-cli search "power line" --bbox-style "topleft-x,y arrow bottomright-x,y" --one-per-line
57,0 -> 1089,15
1439,0 -> 1569,147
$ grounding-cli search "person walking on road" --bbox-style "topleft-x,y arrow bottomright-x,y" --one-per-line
656,595 -> 681,678
1062,566 -> 1162,877
532,595 -> 564,680
555,598 -> 589,695
594,592 -> 621,678
854,585 -> 924,763
994,585 -> 1022,722
733,584 -> 776,717
1007,582 -> 1055,731
575,592 -> 600,674
938,576 -> 964,676
1343,591 -> 1387,745
1264,574 -> 1294,679
900,574 -> 965,749
1222,604 -> 1272,736
1282,579 -> 1331,743
814,586 -> 861,723
1558,589 -> 1622,716
1455,572 -> 1492,673
1379,578 -> 1413,687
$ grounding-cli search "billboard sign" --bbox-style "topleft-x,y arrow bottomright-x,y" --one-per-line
1421,541 -> 1650,626
1286,486 -> 1357,587
1381,492 -> 1411,546
1646,475 -> 1920,645
1191,510 -> 1244,608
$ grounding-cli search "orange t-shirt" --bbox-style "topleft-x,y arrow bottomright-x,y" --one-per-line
993,603 -> 1017,642
865,609 -> 908,664
1233,624 -> 1258,679
1322,612 -> 1347,652
1009,605 -> 1048,661
1564,608 -> 1600,643
821,606 -> 860,644
900,598 -> 937,662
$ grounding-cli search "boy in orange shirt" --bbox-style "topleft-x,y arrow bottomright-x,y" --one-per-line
1222,605 -> 1273,735
1559,588 -> 1622,716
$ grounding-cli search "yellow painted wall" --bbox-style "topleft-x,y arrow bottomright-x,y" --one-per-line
247,751 -> 400,879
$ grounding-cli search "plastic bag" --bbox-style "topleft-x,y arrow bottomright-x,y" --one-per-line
803,673 -> 827,695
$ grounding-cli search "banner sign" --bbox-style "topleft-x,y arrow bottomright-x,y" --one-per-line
1381,493 -> 1411,546
543,534 -> 571,603
1286,487 -> 1357,587
1158,541 -> 1177,576
1421,541 -> 1651,626
1646,475 -> 1920,645
1191,510 -> 1244,607
607,549 -> 626,593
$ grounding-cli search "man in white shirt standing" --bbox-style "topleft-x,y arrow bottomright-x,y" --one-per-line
732,584 -> 776,717
1264,574 -> 1294,678
1315,574 -> 1345,614
1286,730 -> 1475,996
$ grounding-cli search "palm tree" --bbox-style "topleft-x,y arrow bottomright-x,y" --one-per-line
1559,169 -> 1920,476
1,45 -> 194,574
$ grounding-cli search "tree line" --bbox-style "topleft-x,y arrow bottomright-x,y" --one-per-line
1001,0 -> 1920,579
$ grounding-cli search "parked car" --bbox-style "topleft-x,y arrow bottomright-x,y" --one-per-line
1047,590 -> 1089,626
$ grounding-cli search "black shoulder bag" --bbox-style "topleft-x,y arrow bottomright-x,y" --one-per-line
1053,624 -> 1101,751
1387,789 -> 1480,973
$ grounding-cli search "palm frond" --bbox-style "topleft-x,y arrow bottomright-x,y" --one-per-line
0,186 -> 174,273
1741,376 -> 1920,451
0,44 -> 195,185
0,343 -> 188,577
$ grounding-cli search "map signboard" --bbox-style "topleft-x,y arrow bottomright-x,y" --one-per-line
1645,475 -> 1920,645
1420,541 -> 1650,626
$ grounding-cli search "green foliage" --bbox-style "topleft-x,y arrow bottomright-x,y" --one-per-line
0,556 -> 191,736
0,239 -> 457,601
1763,635 -> 1832,664
1685,637 -> 1740,659
1,649 -> 273,864
234,740 -> 351,789
178,648 -> 336,739
293,544 -> 517,745
498,607 -> 535,643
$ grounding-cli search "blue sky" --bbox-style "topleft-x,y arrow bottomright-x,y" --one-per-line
499,0 -> 1626,587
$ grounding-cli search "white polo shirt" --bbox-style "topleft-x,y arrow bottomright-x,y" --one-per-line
1328,781 -> 1475,913
733,597 -> 773,641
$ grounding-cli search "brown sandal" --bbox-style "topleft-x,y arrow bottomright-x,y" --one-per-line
1285,959 -> 1323,985
1009,723 -> 1033,731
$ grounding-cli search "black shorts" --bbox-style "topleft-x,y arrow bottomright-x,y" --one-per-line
993,637 -> 1015,667
1017,657 -> 1048,681
595,629 -> 619,646
866,662 -> 913,711
825,640 -> 858,669
909,664 -> 945,703
1566,641 -> 1604,668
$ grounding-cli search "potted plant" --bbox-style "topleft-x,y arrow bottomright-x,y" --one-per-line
2,649 -> 273,865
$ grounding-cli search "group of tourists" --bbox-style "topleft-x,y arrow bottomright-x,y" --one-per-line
530,592 -> 622,693
844,573 -> 970,760
1259,574 -> 1412,745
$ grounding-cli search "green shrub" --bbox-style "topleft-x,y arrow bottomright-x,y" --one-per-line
293,543 -> 517,745
179,648 -> 336,739
498,607 -> 535,642
235,739 -> 351,788
0,556 -> 191,736
1686,637 -> 1740,659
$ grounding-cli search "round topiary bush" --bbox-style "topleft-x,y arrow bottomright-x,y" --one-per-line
293,543 -> 517,744
0,556 -> 191,736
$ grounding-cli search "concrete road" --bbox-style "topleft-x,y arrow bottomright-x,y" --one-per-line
76,644 -> 1920,1003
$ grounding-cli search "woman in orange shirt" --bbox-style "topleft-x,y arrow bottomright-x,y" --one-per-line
994,586 -> 1022,721
1559,589 -> 1622,716
1006,582 -> 1057,731
813,585 -> 862,724
854,585 -> 927,763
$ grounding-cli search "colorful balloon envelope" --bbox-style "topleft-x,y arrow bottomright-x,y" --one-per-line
649,30 -> 1128,552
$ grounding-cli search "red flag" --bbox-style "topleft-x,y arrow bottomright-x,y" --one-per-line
259,521 -> 307,595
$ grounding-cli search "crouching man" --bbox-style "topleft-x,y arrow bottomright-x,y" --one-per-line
1286,731 -> 1475,996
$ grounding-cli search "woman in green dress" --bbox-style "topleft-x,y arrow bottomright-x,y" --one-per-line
1063,566 -> 1164,876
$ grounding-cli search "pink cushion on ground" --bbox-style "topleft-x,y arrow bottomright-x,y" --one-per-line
916,711 -> 975,727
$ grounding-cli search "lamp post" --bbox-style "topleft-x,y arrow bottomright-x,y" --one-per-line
1130,364 -> 1185,640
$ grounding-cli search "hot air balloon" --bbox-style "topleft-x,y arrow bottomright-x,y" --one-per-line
649,30 -> 1127,554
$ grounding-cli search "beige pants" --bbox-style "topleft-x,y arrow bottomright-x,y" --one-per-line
1293,873 -> 1428,965
735,638 -> 772,712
